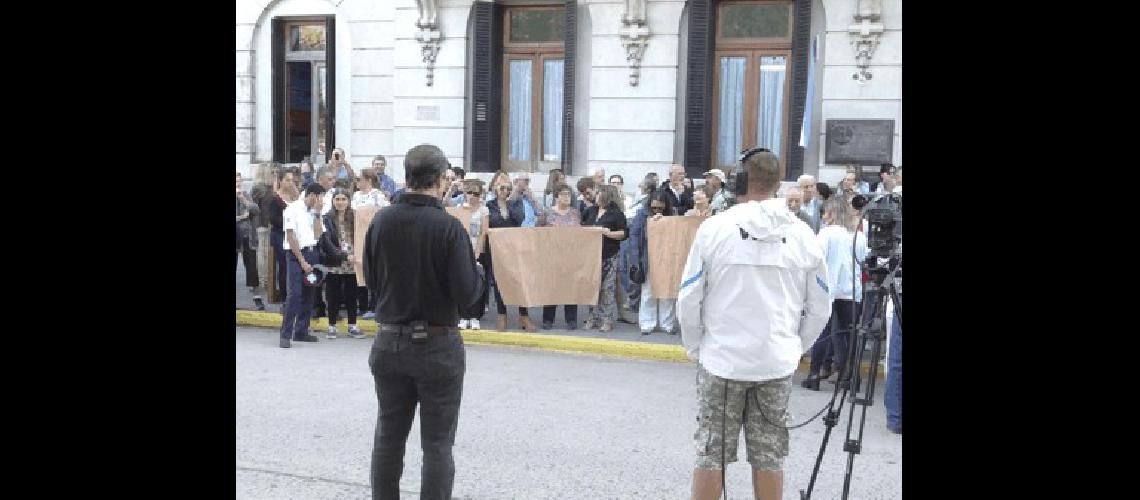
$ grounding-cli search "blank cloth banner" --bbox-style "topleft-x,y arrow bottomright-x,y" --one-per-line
648,216 -> 705,299
487,226 -> 606,307
353,205 -> 382,286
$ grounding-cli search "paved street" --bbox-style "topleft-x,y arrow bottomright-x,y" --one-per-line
236,326 -> 901,499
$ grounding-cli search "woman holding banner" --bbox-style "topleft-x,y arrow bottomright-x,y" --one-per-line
485,172 -> 536,332
628,190 -> 677,335
539,184 -> 582,330
457,179 -> 489,330
351,168 -> 388,320
582,185 -> 628,333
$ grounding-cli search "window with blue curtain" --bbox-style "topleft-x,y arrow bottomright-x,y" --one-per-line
717,57 -> 746,167
508,60 -> 532,161
542,59 -> 564,162
756,56 -> 786,158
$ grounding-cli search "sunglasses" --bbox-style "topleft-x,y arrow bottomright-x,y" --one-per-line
650,206 -> 666,211
466,191 -> 482,196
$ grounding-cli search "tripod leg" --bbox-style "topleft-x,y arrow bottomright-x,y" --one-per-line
839,284 -> 890,499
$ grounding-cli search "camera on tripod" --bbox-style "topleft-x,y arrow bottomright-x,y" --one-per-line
850,193 -> 901,268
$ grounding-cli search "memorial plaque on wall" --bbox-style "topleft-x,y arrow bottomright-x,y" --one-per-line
825,119 -> 895,165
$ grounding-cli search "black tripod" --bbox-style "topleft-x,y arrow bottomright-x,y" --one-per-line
800,256 -> 901,500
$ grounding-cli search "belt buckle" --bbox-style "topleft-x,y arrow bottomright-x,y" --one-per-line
410,321 -> 428,343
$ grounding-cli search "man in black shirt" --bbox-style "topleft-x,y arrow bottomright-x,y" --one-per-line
660,164 -> 695,215
362,144 -> 485,500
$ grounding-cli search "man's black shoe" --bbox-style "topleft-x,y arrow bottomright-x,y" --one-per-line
293,334 -> 320,342
280,338 -> 291,348
800,377 -> 820,391
253,297 -> 266,311
887,424 -> 902,435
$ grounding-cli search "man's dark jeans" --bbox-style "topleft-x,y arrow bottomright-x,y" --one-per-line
885,313 -> 902,429
279,248 -> 317,340
369,330 -> 465,500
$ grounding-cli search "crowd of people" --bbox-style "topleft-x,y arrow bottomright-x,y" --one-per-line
237,154 -> 902,342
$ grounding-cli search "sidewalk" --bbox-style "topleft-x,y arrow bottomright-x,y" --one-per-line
237,262 -> 886,376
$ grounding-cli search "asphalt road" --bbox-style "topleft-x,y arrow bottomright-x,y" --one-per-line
236,326 -> 901,499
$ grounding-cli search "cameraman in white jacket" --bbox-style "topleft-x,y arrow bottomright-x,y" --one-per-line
677,149 -> 832,500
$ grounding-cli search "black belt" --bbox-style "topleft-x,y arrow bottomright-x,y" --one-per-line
379,322 -> 459,339
299,245 -> 317,252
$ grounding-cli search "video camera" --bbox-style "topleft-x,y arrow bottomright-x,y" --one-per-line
851,192 -> 902,265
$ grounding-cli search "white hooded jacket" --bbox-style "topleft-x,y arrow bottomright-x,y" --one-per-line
677,198 -> 833,382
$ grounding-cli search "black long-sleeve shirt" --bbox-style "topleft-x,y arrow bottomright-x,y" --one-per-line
363,193 -> 485,326
582,203 -> 629,260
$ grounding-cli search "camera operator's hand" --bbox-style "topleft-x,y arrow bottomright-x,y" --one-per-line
301,261 -> 314,275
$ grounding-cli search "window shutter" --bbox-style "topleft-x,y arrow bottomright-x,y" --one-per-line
325,15 -> 336,154
785,0 -> 810,180
683,0 -> 716,179
470,2 -> 503,173
562,0 -> 577,174
272,18 -> 286,162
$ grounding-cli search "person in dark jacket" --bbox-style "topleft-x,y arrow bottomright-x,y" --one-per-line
484,171 -> 536,332
627,189 -> 677,335
320,188 -> 363,339
236,172 -> 263,310
362,144 -> 485,500
660,164 -> 695,215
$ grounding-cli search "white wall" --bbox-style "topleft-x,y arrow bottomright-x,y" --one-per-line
816,0 -> 901,186
390,0 -> 475,183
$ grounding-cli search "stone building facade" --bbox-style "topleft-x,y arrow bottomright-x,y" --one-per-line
236,0 -> 900,188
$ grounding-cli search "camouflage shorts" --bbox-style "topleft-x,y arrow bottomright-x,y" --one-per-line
693,365 -> 791,471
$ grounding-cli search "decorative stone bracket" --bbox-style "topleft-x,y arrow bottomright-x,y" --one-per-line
620,0 -> 649,86
848,0 -> 884,84
415,0 -> 442,86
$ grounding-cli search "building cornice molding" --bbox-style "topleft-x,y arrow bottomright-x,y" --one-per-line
619,0 -> 649,86
848,0 -> 884,83
415,0 -> 442,86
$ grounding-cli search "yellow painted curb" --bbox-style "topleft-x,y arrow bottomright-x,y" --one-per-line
236,310 -> 886,377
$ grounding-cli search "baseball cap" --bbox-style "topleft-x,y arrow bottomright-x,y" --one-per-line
702,169 -> 727,183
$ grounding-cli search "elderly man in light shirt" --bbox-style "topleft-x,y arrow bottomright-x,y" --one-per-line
511,172 -> 542,227
797,174 -> 822,233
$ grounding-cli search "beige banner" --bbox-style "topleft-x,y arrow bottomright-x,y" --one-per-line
445,206 -> 475,236
487,226 -> 606,307
648,215 -> 705,299
353,205 -> 382,286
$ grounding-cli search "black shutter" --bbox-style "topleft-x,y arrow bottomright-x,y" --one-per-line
470,2 -> 503,173
683,0 -> 716,180
785,0 -> 811,180
325,16 -> 336,155
562,0 -> 576,174
272,18 -> 286,162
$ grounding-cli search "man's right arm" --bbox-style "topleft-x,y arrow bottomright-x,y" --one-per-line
445,220 -> 485,309
798,253 -> 833,355
677,227 -> 707,361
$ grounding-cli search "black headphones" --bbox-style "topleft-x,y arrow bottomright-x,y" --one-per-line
733,147 -> 771,196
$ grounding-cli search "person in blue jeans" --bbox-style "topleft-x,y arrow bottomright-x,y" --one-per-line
279,183 -> 328,348
885,310 -> 902,434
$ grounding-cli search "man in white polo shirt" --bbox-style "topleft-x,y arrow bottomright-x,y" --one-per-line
279,183 -> 328,348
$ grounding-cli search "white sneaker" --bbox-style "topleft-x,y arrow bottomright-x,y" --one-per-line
348,325 -> 364,339
459,319 -> 469,329
326,325 -> 338,339
469,319 -> 480,330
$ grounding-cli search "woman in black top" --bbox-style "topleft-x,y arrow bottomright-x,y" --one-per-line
484,171 -> 536,332
581,185 -> 628,332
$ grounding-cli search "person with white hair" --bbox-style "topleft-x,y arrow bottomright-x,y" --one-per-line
797,174 -> 822,233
